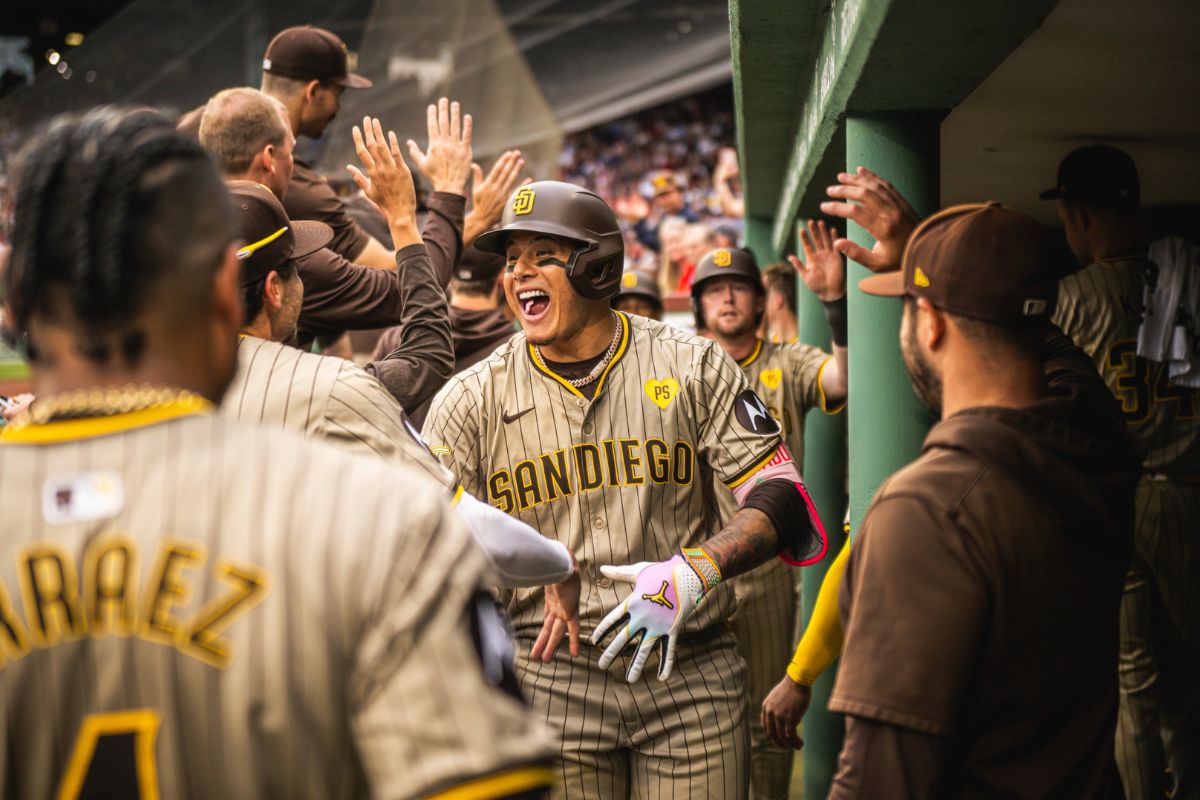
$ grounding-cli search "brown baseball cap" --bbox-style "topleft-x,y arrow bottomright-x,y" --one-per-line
1039,144 -> 1139,204
859,202 -> 1057,322
227,181 -> 333,286
454,246 -> 505,283
262,25 -> 372,89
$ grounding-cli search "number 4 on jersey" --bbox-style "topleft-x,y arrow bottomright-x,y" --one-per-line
58,710 -> 160,800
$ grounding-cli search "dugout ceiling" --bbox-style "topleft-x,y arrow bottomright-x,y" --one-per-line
0,1 -> 733,182
732,0 -> 1200,253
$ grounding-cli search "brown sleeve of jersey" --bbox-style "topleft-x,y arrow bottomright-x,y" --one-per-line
351,498 -> 553,798
364,245 -> 454,412
285,163 -> 372,261
296,247 -> 406,341
828,715 -> 948,800
422,191 -> 466,289
830,494 -> 986,736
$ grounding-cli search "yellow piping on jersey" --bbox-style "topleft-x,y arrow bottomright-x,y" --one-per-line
0,397 -> 211,444
737,338 -> 763,368
450,484 -> 465,505
815,357 -> 846,415
426,765 -> 556,799
726,445 -> 783,490
527,312 -> 631,399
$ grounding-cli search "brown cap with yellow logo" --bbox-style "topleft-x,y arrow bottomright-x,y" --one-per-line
858,202 -> 1057,322
227,181 -> 332,287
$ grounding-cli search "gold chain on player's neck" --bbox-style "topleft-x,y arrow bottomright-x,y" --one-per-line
5,384 -> 207,431
534,312 -> 622,388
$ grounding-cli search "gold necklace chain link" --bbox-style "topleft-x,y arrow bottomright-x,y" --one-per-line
534,313 -> 622,389
7,384 -> 206,431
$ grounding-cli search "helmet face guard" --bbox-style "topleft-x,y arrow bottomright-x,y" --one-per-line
474,181 -> 624,300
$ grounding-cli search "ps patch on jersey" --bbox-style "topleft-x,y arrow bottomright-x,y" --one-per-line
734,390 -> 779,435
42,471 -> 124,525
644,378 -> 679,409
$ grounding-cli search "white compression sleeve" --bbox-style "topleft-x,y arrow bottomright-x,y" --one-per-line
455,491 -> 575,587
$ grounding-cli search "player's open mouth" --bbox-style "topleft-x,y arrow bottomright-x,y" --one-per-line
518,289 -> 551,323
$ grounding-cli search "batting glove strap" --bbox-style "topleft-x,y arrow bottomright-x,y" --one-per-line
680,547 -> 721,593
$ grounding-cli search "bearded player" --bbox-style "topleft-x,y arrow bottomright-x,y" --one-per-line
423,181 -> 827,799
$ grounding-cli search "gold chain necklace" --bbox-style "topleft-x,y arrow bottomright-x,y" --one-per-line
534,313 -> 622,389
6,385 -> 208,431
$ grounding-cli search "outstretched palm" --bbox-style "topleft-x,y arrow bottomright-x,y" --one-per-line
789,219 -> 845,302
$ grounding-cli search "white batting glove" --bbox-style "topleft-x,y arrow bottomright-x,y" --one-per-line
590,549 -> 722,682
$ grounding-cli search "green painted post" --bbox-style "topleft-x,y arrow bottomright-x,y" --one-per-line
743,215 -> 776,265
794,220 -> 849,800
845,113 -> 940,535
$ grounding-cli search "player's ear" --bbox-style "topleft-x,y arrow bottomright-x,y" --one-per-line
916,297 -> 946,351
264,270 -> 285,313
304,80 -> 322,103
261,144 -> 275,176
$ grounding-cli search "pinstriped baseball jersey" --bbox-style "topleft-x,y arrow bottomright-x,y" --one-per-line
1057,256 -> 1200,797
721,338 -> 833,799
422,311 -> 784,637
736,338 -> 837,466
224,335 -> 455,490
0,403 -> 553,799
1054,255 -> 1200,472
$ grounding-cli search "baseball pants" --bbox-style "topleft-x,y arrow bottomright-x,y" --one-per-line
730,557 -> 799,800
515,625 -> 749,800
1115,477 -> 1200,800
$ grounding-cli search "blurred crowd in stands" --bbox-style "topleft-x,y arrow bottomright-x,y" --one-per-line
556,87 -> 755,299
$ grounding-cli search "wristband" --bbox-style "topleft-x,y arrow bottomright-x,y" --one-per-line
822,295 -> 848,347
680,547 -> 722,593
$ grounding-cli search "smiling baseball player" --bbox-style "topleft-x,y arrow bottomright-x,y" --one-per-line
423,180 -> 827,798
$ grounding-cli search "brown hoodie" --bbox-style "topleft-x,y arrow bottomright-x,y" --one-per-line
830,329 -> 1138,799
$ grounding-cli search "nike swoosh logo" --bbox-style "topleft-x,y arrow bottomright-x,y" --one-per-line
502,408 -> 534,424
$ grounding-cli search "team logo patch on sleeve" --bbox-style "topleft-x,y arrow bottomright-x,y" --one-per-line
644,378 -> 679,409
759,368 -> 782,391
734,390 -> 780,435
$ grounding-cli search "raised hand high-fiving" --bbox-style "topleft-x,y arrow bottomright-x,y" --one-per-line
406,97 -> 473,196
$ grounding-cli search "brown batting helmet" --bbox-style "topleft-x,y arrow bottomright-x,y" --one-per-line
613,271 -> 663,312
473,180 -> 624,300
690,247 -> 764,328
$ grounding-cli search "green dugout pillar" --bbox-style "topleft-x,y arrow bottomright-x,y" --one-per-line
845,112 -> 940,534
794,221 -> 849,799
796,111 -> 940,797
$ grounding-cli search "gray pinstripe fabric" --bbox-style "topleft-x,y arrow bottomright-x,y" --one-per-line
1056,255 -> 1200,799
224,336 -> 454,489
423,312 -> 783,798
721,338 -> 832,799
0,412 -> 551,798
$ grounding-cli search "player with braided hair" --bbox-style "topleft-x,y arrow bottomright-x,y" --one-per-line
0,108 -> 554,799
6,109 -> 234,368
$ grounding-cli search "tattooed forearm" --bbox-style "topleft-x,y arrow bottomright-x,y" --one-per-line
702,508 -> 781,579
